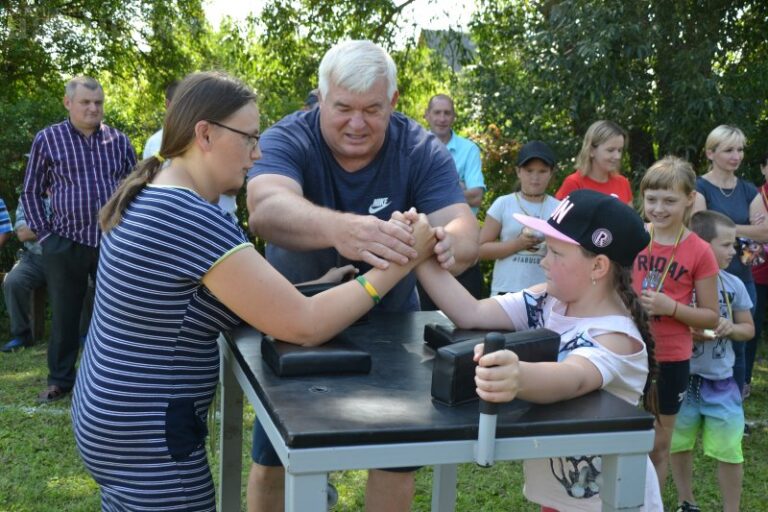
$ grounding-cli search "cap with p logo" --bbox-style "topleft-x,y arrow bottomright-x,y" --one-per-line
592,229 -> 613,248
514,189 -> 649,267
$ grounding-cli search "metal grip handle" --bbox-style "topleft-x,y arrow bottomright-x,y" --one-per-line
476,332 -> 506,467
479,332 -> 506,415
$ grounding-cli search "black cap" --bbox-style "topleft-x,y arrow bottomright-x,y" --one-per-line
514,189 -> 649,267
516,140 -> 556,167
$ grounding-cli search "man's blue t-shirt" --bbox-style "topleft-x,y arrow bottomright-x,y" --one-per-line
248,108 -> 465,311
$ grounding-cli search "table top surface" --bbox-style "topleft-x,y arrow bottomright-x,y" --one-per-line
228,311 -> 654,449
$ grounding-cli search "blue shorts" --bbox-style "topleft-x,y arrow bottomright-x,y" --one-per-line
251,420 -> 419,472
251,419 -> 282,466
670,375 -> 744,464
657,360 -> 690,415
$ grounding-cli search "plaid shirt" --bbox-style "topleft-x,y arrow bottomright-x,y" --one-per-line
22,119 -> 136,247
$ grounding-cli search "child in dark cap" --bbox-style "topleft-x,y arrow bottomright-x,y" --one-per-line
407,190 -> 663,510
479,141 -> 561,295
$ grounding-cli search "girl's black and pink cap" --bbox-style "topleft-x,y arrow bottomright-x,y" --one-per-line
514,189 -> 649,267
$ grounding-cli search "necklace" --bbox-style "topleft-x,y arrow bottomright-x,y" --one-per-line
710,174 -> 737,198
520,191 -> 546,200
515,192 -> 545,218
643,224 -> 685,292
717,183 -> 736,198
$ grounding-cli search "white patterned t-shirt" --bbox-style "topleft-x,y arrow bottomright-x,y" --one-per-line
492,289 -> 663,511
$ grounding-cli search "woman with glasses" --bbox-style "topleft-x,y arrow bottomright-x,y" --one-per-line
71,71 -> 436,511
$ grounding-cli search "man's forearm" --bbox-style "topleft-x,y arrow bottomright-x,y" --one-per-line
21,143 -> 53,240
20,190 -> 50,241
249,192 -> 342,251
463,187 -> 484,207
16,225 -> 37,242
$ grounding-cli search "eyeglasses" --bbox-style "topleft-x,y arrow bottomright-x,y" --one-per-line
206,120 -> 260,149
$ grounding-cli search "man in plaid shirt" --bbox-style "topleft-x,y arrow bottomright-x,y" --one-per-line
21,76 -> 136,402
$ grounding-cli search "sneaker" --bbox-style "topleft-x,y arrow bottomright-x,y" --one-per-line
1,338 -> 28,352
675,501 -> 701,512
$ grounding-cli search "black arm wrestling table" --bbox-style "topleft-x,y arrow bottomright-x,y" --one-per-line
217,311 -> 655,511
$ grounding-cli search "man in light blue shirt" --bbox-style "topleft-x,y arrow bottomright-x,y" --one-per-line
420,94 -> 486,305
425,94 -> 485,214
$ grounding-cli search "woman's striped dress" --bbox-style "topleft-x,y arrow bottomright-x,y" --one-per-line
72,185 -> 252,511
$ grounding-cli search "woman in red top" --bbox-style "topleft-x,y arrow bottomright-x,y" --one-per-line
555,120 -> 633,205
748,151 -> 768,397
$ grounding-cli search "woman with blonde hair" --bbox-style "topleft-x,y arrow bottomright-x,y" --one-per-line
693,124 -> 768,397
556,120 -> 633,204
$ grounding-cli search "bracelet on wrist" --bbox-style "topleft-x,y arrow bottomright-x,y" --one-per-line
356,276 -> 381,305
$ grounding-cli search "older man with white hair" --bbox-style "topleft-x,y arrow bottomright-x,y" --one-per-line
246,40 -> 479,511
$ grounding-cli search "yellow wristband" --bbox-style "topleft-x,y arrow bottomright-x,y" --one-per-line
356,276 -> 381,305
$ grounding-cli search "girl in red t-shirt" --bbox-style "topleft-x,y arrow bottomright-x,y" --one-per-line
555,120 -> 633,205
631,156 -> 720,493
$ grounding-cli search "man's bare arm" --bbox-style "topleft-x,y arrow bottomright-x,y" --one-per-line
248,174 -> 336,247
16,225 -> 37,243
463,187 -> 484,208
247,174 -> 418,269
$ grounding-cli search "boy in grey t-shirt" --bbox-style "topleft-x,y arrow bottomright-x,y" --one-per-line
670,210 -> 754,512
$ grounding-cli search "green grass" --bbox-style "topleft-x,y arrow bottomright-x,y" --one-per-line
1,330 -> 767,511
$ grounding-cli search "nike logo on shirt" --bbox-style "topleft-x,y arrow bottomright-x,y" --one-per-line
368,198 -> 392,214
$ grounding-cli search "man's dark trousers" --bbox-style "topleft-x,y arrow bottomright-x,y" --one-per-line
3,251 -> 46,344
42,234 -> 98,390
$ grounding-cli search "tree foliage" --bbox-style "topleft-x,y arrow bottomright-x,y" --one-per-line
206,0 -> 453,126
466,0 -> 768,196
0,0 -> 209,177
0,1 -> 210,268
3,0 -> 767,270
0,0 -> 456,269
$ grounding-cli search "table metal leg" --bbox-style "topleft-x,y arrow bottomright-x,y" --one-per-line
431,464 -> 457,511
599,453 -> 647,512
218,339 -> 244,512
286,471 -> 328,512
